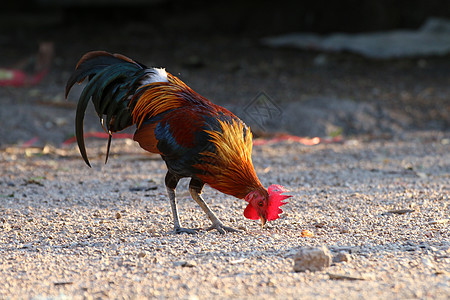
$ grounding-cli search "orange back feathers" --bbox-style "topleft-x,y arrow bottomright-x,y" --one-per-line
131,74 -> 194,128
195,119 -> 262,198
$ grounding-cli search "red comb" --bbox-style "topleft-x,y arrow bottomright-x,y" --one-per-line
266,184 -> 291,221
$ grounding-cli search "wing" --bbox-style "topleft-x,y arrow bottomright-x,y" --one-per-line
133,105 -> 215,177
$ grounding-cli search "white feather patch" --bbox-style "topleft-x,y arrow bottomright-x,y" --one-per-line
141,68 -> 168,85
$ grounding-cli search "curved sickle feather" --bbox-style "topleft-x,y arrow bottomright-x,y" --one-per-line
75,81 -> 95,167
105,133 -> 112,164
74,68 -> 110,167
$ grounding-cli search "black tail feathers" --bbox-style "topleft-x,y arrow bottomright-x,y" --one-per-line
66,51 -> 147,167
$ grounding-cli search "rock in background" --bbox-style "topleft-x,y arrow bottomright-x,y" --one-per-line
293,246 -> 332,272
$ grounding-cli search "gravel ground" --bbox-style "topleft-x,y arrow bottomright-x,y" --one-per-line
0,131 -> 449,299
0,14 -> 449,299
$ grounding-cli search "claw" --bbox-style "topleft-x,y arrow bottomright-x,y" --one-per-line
206,222 -> 240,234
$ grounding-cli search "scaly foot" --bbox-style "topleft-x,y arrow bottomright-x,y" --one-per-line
173,226 -> 199,234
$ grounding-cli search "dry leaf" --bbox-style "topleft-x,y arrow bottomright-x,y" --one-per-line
301,229 -> 314,237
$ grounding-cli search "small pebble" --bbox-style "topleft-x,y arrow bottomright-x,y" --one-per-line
333,252 -> 352,263
339,226 -> 350,233
313,221 -> 327,228
174,261 -> 197,268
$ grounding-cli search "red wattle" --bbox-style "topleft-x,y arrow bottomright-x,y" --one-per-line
244,203 -> 259,220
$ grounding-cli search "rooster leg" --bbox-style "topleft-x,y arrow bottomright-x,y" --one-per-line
165,172 -> 199,234
189,178 -> 239,234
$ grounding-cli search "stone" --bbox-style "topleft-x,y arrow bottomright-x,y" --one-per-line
293,246 -> 332,272
332,252 -> 352,263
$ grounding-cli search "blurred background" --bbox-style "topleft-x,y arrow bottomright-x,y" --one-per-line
0,0 -> 449,146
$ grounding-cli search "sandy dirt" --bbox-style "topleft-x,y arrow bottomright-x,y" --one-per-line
0,131 -> 449,299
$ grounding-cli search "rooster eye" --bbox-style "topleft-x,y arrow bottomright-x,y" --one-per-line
257,201 -> 264,207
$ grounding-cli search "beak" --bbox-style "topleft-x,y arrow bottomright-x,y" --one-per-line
260,216 -> 267,227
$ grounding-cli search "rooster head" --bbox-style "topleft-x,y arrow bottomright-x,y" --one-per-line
244,184 -> 291,226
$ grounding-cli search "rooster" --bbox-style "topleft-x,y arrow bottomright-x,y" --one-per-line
66,51 -> 291,234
